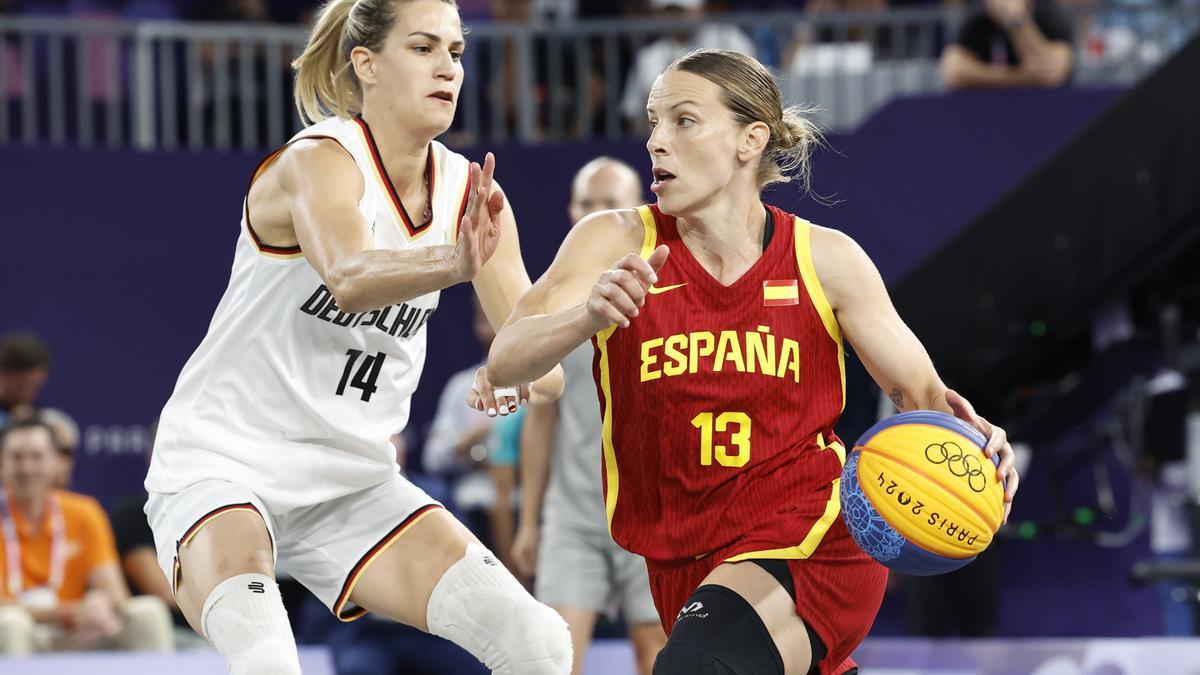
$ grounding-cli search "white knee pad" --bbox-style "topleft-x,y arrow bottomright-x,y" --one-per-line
201,573 -> 300,675
427,543 -> 572,675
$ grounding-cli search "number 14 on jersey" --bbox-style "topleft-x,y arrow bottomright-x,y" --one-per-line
690,412 -> 752,467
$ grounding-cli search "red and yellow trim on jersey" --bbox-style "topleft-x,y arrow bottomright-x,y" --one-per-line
724,432 -> 847,562
596,206 -> 660,535
173,503 -> 269,596
793,217 -> 846,412
333,504 -> 443,622
352,115 -> 437,242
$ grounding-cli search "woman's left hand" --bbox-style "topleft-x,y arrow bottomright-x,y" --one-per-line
945,389 -> 1019,525
466,365 -> 529,417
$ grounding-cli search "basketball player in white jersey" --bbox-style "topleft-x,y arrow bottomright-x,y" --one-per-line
143,1 -> 571,673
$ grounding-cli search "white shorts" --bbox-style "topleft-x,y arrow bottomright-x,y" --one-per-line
534,522 -> 659,626
145,475 -> 441,621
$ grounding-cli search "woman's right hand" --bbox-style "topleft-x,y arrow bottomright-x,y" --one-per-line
585,245 -> 670,331
453,153 -> 507,283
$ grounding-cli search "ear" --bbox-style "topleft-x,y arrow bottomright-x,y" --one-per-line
737,121 -> 771,165
350,45 -> 378,86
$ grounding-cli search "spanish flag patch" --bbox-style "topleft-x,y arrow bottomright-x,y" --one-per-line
763,279 -> 800,306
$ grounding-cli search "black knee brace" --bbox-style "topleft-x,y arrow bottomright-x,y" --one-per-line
652,585 -> 783,675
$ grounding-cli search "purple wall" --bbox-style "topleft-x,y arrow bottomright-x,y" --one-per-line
4,87 -> 1145,635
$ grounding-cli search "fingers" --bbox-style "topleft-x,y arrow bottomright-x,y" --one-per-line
463,161 -> 481,223
588,293 -> 631,328
647,244 -> 670,273
487,186 -> 506,221
596,283 -> 640,327
473,367 -> 500,417
466,386 -> 483,411
946,388 -> 993,438
481,151 -> 496,197
494,387 -> 519,415
615,252 -> 658,287
519,383 -> 532,407
1001,470 -> 1018,525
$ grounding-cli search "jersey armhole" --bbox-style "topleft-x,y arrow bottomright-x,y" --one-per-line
634,205 -> 658,258
793,217 -> 840,343
242,134 -> 347,259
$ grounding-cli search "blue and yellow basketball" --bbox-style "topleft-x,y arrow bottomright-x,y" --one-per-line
840,411 -> 1004,575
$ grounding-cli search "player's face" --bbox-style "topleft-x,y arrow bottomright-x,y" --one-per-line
0,427 -> 57,499
362,0 -> 464,136
645,71 -> 743,216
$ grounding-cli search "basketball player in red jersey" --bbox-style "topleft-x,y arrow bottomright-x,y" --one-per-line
485,49 -> 1020,675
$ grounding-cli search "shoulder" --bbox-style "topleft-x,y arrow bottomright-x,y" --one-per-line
563,207 -> 650,262
807,224 -> 879,309
272,135 -> 362,195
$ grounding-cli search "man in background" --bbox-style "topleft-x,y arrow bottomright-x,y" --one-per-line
941,0 -> 1074,89
0,419 -> 172,654
511,157 -> 667,675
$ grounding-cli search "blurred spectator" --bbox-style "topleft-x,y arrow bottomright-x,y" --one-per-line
107,433 -> 210,651
0,419 -> 173,655
619,0 -> 755,128
423,298 -> 503,543
940,0 -> 1074,90
38,408 -> 79,489
488,406 -> 525,573
0,332 -> 51,426
510,157 -> 665,675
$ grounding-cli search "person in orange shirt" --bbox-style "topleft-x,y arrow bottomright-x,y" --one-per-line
0,418 -> 173,654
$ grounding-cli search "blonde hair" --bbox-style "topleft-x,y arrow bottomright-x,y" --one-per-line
292,0 -> 458,124
667,49 -> 821,191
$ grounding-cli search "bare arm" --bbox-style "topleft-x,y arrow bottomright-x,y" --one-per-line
122,547 -> 178,611
941,45 -> 1038,90
88,561 -> 132,607
517,402 -> 557,532
992,0 -> 1073,86
470,179 -> 564,404
279,141 -> 500,313
488,209 -> 664,387
489,463 -> 518,570
813,227 -> 1020,518
813,227 -> 951,414
509,401 -> 557,579
1005,20 -> 1073,87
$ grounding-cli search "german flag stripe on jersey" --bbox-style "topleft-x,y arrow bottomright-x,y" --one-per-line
241,134 -> 341,260
333,504 -> 443,622
763,279 -> 800,306
352,115 -> 436,241
173,502 -> 269,596
451,171 -> 471,244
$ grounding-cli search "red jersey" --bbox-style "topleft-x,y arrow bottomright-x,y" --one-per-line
593,203 -> 848,563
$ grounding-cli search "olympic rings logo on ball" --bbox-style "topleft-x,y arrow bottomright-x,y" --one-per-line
924,442 -> 987,493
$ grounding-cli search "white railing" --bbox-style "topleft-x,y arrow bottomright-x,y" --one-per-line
0,5 -> 1195,152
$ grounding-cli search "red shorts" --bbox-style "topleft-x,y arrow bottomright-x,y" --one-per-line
645,516 -> 886,675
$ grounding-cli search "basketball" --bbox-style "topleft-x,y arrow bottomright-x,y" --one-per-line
840,411 -> 1004,575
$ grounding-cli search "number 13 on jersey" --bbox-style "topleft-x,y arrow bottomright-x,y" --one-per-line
690,412 -> 752,467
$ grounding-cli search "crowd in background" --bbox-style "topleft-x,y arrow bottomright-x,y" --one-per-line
1,0 -> 1149,148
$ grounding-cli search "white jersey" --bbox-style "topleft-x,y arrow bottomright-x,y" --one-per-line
145,116 -> 471,512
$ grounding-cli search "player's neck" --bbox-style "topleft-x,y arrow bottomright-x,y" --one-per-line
358,109 -> 431,196
675,190 -> 766,260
